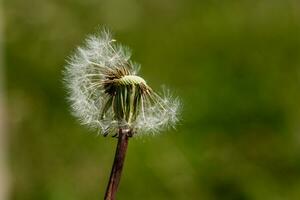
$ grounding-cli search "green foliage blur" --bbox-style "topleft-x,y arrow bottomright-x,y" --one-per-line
4,0 -> 300,199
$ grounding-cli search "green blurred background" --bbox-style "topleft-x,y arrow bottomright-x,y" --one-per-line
2,0 -> 300,199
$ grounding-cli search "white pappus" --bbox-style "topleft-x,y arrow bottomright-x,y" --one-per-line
63,29 -> 180,136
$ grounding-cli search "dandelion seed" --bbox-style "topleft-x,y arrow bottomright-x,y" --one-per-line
64,29 -> 180,136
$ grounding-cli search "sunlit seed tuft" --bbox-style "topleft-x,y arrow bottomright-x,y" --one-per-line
63,29 -> 180,136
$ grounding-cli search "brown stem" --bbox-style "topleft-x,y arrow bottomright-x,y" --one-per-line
104,128 -> 130,200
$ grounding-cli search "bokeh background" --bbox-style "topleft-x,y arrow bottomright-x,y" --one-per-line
2,0 -> 300,199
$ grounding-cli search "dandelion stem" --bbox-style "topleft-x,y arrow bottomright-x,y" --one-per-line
104,128 -> 131,200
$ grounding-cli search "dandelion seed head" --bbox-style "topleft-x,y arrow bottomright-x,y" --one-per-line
64,29 -> 180,136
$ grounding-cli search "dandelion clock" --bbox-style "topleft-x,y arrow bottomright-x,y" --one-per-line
63,29 -> 180,200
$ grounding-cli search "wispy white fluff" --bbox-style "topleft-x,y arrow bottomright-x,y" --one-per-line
64,29 -> 180,135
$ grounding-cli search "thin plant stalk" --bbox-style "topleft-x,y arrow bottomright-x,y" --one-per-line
104,128 -> 131,200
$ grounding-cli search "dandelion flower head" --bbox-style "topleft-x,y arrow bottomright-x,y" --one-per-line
64,29 -> 180,136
